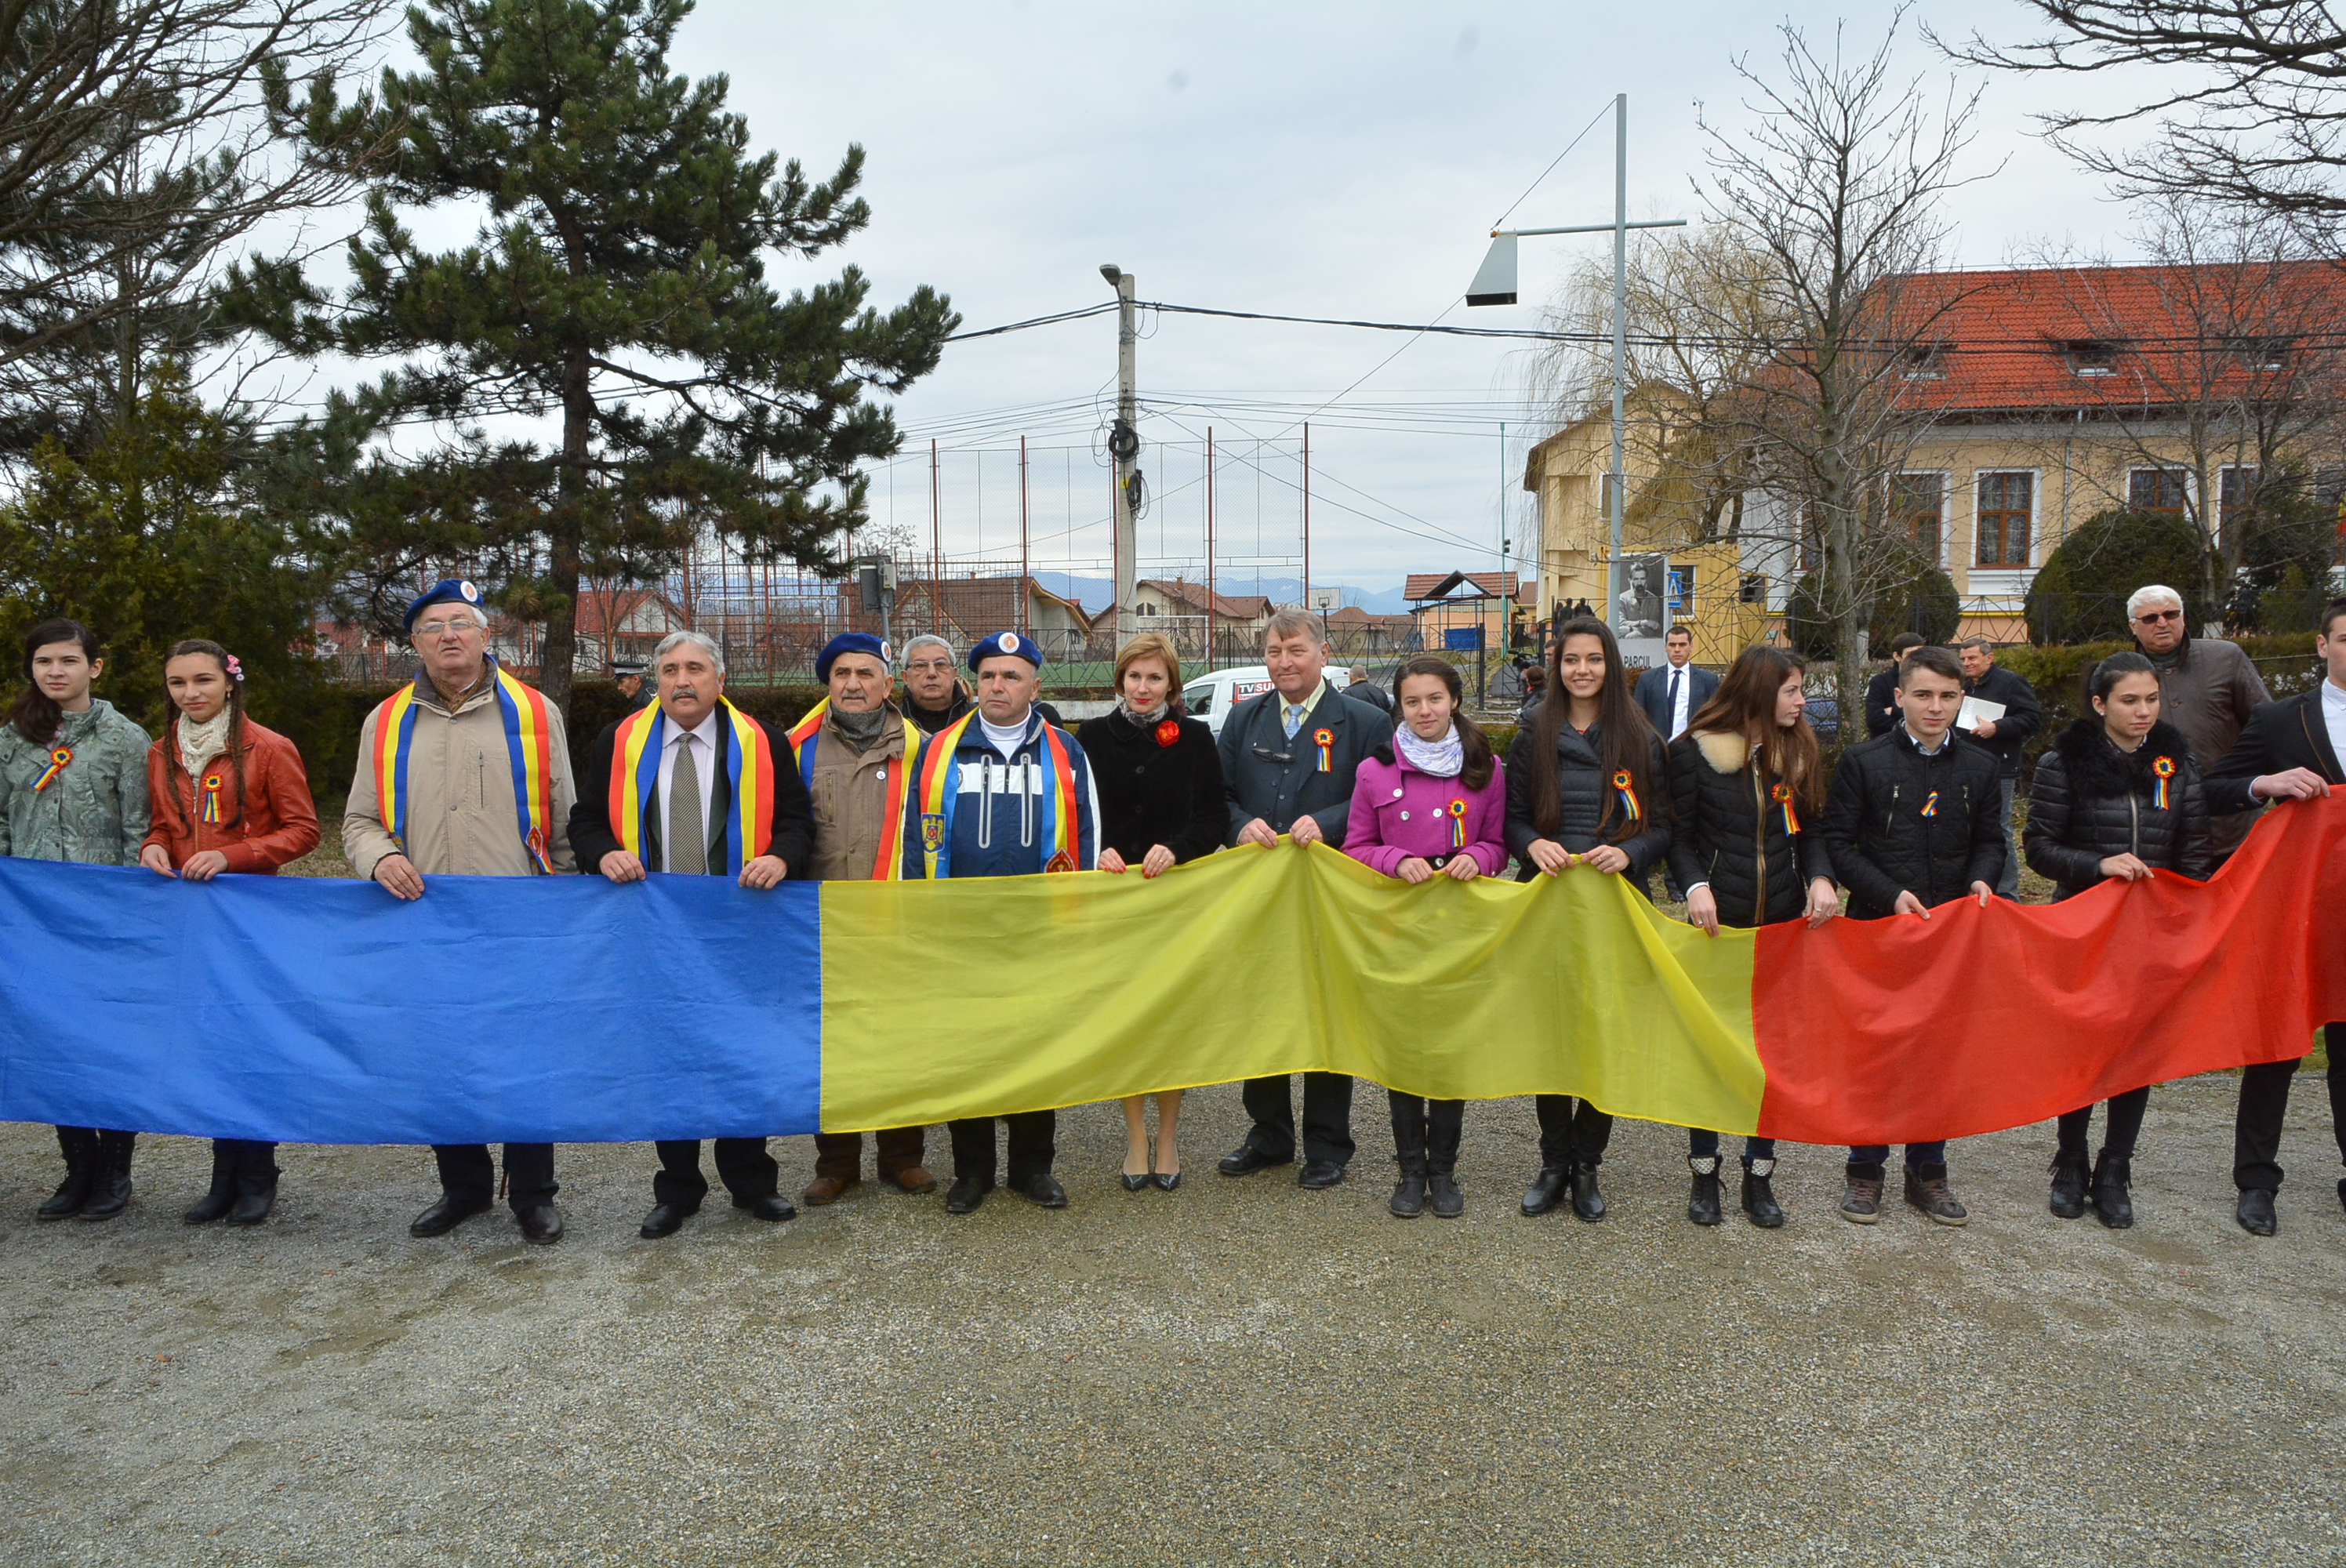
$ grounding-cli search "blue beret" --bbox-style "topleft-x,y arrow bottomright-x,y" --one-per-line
403,578 -> 485,633
968,630 -> 1043,670
815,632 -> 893,684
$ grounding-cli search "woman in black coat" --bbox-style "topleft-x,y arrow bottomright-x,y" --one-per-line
1077,633 -> 1227,1192
1665,644 -> 1840,1229
1503,615 -> 1669,1223
2023,651 -> 2212,1229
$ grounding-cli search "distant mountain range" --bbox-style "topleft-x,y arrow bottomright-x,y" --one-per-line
1029,572 -> 1414,616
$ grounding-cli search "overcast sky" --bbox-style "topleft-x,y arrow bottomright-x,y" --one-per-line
660,3 -> 2156,599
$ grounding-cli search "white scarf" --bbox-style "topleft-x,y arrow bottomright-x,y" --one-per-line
1394,722 -> 1464,779
176,711 -> 233,780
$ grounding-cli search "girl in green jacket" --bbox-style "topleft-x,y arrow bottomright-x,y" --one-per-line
1,618 -> 151,1221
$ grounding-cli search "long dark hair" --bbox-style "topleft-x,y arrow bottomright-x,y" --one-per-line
9,618 -> 101,745
158,639 -> 250,832
1390,654 -> 1494,790
1526,615 -> 1659,840
1686,644 -> 1825,818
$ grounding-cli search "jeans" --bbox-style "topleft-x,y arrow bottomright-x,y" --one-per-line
1847,1142 -> 1948,1173
1689,1130 -> 1777,1167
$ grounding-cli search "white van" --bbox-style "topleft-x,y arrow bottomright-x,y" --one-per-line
1180,665 -> 1356,738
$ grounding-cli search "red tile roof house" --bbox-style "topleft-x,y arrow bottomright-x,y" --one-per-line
1734,261 -> 2346,641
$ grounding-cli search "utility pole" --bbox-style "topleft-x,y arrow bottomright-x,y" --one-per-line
1302,422 -> 1312,613
1019,434 -> 1030,637
1103,263 -> 1139,643
1204,426 -> 1217,671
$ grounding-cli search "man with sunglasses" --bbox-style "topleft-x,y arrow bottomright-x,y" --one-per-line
2093,585 -> 2271,860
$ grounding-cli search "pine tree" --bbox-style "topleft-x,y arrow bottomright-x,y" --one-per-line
241,0 -> 956,709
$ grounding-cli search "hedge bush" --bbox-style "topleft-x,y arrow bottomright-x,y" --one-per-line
2024,510 -> 2213,644
1785,550 -> 1961,659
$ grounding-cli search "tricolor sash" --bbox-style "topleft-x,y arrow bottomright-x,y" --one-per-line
371,661 -> 557,873
913,713 -> 1082,879
785,698 -> 912,880
605,697 -> 776,876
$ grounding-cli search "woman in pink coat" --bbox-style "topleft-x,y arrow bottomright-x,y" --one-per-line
1343,655 -> 1509,1218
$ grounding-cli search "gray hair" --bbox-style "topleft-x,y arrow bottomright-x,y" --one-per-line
2126,584 -> 2184,620
900,633 -> 954,663
652,629 -> 724,675
1262,608 -> 1326,645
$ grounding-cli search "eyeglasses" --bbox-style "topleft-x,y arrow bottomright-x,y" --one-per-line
2133,609 -> 2184,624
906,659 -> 954,673
412,618 -> 481,638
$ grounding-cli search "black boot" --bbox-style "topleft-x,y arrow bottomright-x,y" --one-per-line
1521,1166 -> 1569,1216
2089,1149 -> 2134,1230
183,1142 -> 238,1225
225,1144 -> 279,1228
1569,1161 -> 1607,1222
1389,1097 -> 1429,1218
1389,1164 -> 1427,1218
78,1131 -> 135,1221
1741,1159 -> 1785,1229
1425,1107 -> 1464,1218
2048,1146 -> 2089,1219
1687,1156 -> 1723,1225
36,1127 -> 96,1221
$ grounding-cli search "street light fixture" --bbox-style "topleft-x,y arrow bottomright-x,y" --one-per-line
1468,93 -> 1683,635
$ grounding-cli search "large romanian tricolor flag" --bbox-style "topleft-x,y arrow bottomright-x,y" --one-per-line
3,792 -> 2341,1146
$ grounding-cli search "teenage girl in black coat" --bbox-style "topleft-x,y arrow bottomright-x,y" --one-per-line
1078,633 -> 1227,1192
1503,615 -> 1669,1223
1665,644 -> 1840,1228
2022,651 -> 2212,1229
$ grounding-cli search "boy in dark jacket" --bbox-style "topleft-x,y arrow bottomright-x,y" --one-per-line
1820,645 -> 2006,1228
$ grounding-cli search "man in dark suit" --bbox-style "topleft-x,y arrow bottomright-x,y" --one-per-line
1632,626 -> 1717,743
2204,595 -> 2346,1238
571,629 -> 815,1240
1865,633 -> 1926,739
1216,609 -> 1383,1189
1632,626 -> 1716,899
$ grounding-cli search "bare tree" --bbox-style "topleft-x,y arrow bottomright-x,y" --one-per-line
1531,223 -> 1783,546
1698,10 -> 1994,722
0,0 -> 392,463
2014,195 -> 2346,606
1941,2 -> 2346,236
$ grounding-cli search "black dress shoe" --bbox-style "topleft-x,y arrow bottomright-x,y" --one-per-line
945,1176 -> 993,1214
1218,1144 -> 1287,1178
2237,1188 -> 2278,1236
1120,1172 -> 1151,1192
1569,1163 -> 1607,1221
409,1192 -> 491,1238
1521,1167 -> 1569,1217
1152,1171 -> 1181,1192
515,1203 -> 563,1244
733,1193 -> 797,1222
1017,1173 -> 1069,1208
640,1202 -> 690,1239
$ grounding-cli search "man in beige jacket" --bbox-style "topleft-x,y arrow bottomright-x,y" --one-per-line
345,579 -> 577,1243
790,632 -> 935,1204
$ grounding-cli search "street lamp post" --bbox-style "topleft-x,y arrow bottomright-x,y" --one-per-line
1465,93 -> 1683,633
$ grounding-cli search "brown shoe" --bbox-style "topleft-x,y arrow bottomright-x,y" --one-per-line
1839,1172 -> 1883,1225
883,1165 -> 938,1196
801,1174 -> 855,1206
1903,1164 -> 1970,1226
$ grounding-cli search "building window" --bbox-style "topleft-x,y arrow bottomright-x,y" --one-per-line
1738,572 -> 1767,604
1976,472 -> 2032,568
2128,468 -> 2190,516
2228,335 -> 2291,372
1901,343 -> 1948,380
2065,339 -> 2119,377
1892,473 -> 1943,559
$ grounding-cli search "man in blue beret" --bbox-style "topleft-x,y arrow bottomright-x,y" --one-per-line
901,630 -> 1099,1214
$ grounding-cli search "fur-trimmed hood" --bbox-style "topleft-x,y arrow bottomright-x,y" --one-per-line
1690,728 -> 1751,775
2053,717 -> 2193,800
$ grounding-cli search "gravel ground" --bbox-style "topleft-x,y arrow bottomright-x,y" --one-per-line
4,1071 -> 2345,1566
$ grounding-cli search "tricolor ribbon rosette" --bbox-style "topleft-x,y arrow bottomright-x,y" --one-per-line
2152,754 -> 2176,810
32,745 -> 71,793
1446,797 -> 1468,849
1772,779 -> 1799,836
1611,768 -> 1641,822
1313,728 -> 1333,773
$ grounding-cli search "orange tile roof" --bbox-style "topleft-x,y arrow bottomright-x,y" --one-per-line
1403,572 -> 1527,602
1890,263 -> 2346,415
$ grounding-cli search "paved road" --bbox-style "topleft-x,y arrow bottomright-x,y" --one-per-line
4,1071 -> 2343,1565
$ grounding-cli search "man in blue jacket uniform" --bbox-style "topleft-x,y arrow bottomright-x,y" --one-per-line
902,630 -> 1099,1214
